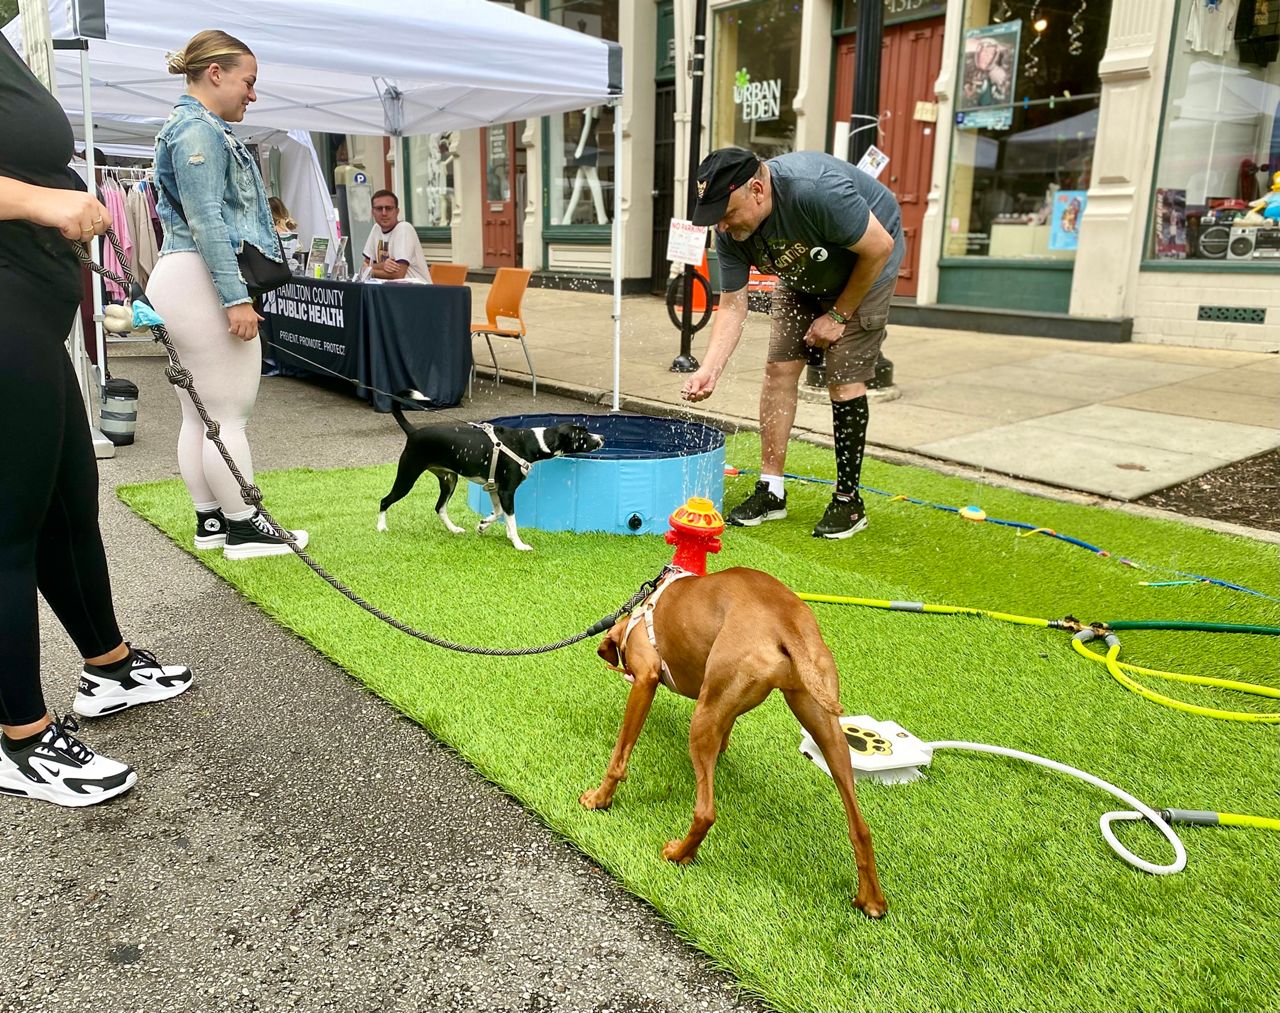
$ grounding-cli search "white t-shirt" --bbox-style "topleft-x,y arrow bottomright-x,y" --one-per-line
1186,0 -> 1240,56
362,220 -> 431,283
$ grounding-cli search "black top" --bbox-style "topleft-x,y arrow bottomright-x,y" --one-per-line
0,34 -> 83,304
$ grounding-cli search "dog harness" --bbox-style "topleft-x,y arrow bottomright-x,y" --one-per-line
616,566 -> 697,691
469,422 -> 539,492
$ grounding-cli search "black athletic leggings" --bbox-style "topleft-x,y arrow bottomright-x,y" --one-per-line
0,267 -> 122,726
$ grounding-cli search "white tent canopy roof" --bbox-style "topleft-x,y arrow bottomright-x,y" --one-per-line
5,0 -> 621,136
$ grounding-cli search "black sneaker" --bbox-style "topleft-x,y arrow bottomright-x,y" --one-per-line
813,494 -> 869,540
0,715 -> 136,807
74,645 -> 193,718
727,481 -> 787,527
223,511 -> 309,561
194,508 -> 228,550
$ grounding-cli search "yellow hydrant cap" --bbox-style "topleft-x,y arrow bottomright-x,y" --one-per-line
670,497 -> 724,531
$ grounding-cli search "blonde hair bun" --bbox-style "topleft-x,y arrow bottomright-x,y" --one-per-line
167,30 -> 253,82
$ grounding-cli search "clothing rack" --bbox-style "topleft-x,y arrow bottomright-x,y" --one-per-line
103,166 -> 153,182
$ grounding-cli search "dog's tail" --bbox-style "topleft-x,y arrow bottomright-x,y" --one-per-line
390,389 -> 433,436
788,638 -> 844,716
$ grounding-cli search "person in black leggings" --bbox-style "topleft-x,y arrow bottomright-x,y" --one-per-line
0,34 -> 193,807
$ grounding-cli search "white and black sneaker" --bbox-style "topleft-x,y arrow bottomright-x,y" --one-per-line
0,714 -> 136,807
73,645 -> 193,718
727,481 -> 787,527
223,510 -> 309,561
194,508 -> 228,550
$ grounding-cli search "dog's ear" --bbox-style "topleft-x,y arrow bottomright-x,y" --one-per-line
597,618 -> 625,669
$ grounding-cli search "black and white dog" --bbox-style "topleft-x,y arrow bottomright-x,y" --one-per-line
378,393 -> 604,551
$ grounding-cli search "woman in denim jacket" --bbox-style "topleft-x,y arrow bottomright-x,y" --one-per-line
148,30 -> 307,560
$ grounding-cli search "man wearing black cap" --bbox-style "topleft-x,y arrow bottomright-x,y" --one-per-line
680,147 -> 904,539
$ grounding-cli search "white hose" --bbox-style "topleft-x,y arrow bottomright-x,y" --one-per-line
926,740 -> 1188,875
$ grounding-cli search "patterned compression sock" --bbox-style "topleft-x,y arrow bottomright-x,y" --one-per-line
832,395 -> 870,500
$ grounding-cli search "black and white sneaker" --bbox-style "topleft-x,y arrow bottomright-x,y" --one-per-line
194,508 -> 228,550
727,481 -> 787,527
812,494 -> 869,540
74,645 -> 193,718
223,510 -> 309,560
0,715 -> 136,807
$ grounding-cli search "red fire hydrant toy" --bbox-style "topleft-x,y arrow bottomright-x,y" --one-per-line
665,497 -> 725,576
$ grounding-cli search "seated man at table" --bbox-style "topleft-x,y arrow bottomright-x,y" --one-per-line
362,189 -> 431,283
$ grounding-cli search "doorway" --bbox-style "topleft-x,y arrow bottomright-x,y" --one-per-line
482,122 -> 519,268
651,83 -> 677,294
833,17 -> 945,299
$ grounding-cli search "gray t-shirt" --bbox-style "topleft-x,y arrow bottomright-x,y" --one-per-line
716,151 -> 905,297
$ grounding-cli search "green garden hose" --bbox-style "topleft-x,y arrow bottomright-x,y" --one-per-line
797,592 -> 1279,723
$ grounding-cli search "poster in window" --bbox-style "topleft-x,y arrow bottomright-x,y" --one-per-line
958,21 -> 1020,115
1049,190 -> 1088,251
1153,188 -> 1188,259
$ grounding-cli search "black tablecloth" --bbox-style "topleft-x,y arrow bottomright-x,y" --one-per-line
260,278 -> 472,411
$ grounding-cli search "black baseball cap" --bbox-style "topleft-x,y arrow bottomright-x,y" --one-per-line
691,148 -> 761,226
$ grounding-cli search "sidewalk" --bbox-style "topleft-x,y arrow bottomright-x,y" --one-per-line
471,284 -> 1280,503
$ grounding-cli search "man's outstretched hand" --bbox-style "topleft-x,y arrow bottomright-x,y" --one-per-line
681,366 -> 717,403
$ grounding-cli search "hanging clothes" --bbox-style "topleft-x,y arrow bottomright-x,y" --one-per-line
143,180 -> 164,247
99,178 -> 132,302
126,182 -> 160,288
1187,0 -> 1242,56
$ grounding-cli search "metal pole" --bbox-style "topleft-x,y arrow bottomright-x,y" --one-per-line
611,97 -> 623,412
671,0 -> 707,374
849,0 -> 884,166
45,33 -> 115,457
81,46 -> 107,395
813,0 -> 893,393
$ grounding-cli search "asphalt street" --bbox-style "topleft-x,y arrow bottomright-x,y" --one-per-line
2,351 -> 765,1013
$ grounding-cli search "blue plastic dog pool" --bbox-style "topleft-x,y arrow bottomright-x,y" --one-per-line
466,414 -> 725,535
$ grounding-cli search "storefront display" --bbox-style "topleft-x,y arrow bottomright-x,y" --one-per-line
546,0 -> 617,228
711,0 -> 803,157
404,132 -> 457,231
1147,0 -> 1280,262
943,0 -> 1114,261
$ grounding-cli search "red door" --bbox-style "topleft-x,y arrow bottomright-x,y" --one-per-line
482,123 -> 518,268
833,18 -> 945,299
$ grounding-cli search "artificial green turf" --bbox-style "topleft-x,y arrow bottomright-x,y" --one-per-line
120,433 -> 1280,1013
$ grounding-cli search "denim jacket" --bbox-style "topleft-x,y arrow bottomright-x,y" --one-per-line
154,96 -> 281,307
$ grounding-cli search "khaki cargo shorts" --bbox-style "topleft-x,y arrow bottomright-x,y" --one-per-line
767,281 -> 893,385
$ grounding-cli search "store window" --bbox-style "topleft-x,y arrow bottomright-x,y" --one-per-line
943,0 -> 1113,261
403,133 -> 459,231
546,0 -> 617,228
1148,1 -> 1280,263
712,0 -> 804,157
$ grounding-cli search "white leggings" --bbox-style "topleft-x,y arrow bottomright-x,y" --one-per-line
146,252 -> 261,519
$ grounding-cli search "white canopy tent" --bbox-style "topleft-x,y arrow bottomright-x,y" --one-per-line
7,0 -> 626,406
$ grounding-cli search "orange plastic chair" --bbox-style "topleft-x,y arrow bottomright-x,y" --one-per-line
429,262 -> 469,286
471,267 -> 536,397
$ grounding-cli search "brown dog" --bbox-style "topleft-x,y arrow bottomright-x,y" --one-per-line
582,566 -> 887,918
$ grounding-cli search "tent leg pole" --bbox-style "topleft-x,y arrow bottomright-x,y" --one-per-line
79,44 -> 113,460
611,97 -> 622,413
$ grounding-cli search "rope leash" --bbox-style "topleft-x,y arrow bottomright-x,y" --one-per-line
75,231 -> 656,656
